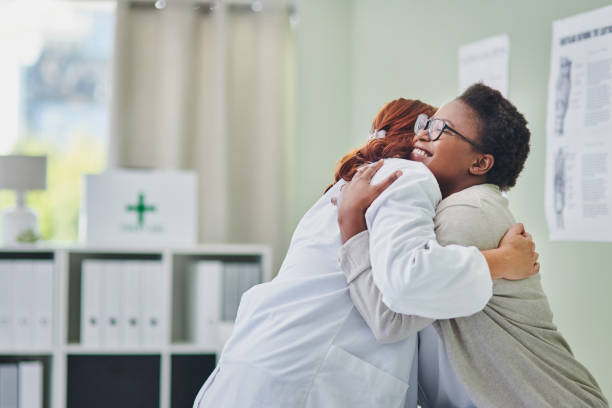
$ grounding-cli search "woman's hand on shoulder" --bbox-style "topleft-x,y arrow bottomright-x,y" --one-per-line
487,223 -> 540,280
333,159 -> 403,243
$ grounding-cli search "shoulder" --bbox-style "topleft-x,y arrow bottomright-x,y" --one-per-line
372,158 -> 441,203
364,159 -> 442,224
434,184 -> 514,249
373,158 -> 435,180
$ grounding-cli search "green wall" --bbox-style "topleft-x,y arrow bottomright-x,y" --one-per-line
295,0 -> 611,398
291,0 -> 353,231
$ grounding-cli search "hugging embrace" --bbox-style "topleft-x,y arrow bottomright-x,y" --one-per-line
193,84 -> 608,408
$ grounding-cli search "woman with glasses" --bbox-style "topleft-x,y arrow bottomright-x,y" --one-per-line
193,92 -> 539,408
337,84 -> 608,407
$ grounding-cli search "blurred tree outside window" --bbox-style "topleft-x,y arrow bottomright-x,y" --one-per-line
0,0 -> 115,243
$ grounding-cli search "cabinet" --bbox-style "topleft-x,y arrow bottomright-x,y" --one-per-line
0,245 -> 271,408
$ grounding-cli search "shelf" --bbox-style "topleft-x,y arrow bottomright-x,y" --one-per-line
0,244 -> 269,255
0,245 -> 271,408
0,348 -> 55,356
169,343 -> 219,354
171,243 -> 271,256
63,345 -> 164,355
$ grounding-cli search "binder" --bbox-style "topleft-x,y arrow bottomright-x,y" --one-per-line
240,262 -> 262,301
230,262 -> 261,325
0,261 -> 14,347
0,363 -> 18,408
33,261 -> 53,347
14,261 -> 34,347
121,261 -> 141,346
81,260 -> 102,346
218,262 -> 242,348
140,261 -> 163,346
186,261 -> 222,346
221,263 -> 240,323
18,361 -> 43,408
101,261 -> 122,347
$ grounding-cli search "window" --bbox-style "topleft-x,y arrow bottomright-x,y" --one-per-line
0,0 -> 115,242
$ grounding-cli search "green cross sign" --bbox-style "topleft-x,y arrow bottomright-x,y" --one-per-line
126,193 -> 156,228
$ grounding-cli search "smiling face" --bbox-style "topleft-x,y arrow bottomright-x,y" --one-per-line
410,99 -> 485,198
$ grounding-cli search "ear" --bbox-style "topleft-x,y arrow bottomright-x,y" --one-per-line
469,154 -> 494,176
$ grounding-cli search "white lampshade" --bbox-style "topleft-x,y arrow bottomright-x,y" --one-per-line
0,155 -> 47,190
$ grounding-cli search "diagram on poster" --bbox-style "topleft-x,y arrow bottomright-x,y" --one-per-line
545,5 -> 612,241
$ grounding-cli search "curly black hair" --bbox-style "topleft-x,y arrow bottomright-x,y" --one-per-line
458,83 -> 530,191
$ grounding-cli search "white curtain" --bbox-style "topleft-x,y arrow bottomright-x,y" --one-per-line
109,0 -> 293,270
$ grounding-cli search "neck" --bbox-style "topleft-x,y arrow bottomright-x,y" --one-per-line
440,177 -> 486,199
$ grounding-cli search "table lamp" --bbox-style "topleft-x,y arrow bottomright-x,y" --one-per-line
0,155 -> 47,246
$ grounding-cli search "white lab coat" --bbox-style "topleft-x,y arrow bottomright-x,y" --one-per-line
193,159 -> 491,408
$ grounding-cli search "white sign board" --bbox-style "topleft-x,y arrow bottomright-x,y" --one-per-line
81,170 -> 197,247
459,34 -> 510,96
545,5 -> 612,241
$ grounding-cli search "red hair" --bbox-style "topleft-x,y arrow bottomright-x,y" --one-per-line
325,98 -> 437,192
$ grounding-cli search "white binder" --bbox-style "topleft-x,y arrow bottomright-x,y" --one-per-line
81,260 -> 102,346
140,261 -> 163,346
18,361 -> 43,408
33,261 -> 53,347
121,261 -> 141,346
14,261 -> 34,347
0,363 -> 18,408
0,261 -> 14,347
186,261 -> 222,346
101,261 -> 122,346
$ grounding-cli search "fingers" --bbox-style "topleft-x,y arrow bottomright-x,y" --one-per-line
354,166 -> 366,177
375,170 -> 402,193
362,159 -> 384,182
507,222 -> 525,236
533,251 -> 539,268
360,159 -> 384,182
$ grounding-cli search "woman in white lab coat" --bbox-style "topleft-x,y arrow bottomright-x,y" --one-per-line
192,99 -> 537,408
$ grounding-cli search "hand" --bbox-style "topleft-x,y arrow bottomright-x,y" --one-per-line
492,223 -> 540,280
333,159 -> 402,243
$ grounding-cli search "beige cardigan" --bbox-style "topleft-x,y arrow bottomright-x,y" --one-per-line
339,184 -> 608,407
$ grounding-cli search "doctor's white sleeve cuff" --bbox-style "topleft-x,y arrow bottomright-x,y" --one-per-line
338,230 -> 371,283
379,242 -> 492,319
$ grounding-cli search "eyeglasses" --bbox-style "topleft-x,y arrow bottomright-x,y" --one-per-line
414,113 -> 483,151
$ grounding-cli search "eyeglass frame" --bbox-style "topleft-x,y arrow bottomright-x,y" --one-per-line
414,113 -> 484,151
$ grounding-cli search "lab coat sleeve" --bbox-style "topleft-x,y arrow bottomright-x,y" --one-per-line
339,230 -> 434,343
364,160 -> 492,319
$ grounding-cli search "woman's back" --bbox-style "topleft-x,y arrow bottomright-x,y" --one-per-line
199,159 -> 429,407
221,177 -> 351,381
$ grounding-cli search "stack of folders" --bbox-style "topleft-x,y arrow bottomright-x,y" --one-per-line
0,361 -> 43,408
80,260 -> 164,347
0,261 -> 54,349
186,261 -> 262,347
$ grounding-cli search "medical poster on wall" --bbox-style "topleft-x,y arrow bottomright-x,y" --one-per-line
545,5 -> 612,241
458,34 -> 509,96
